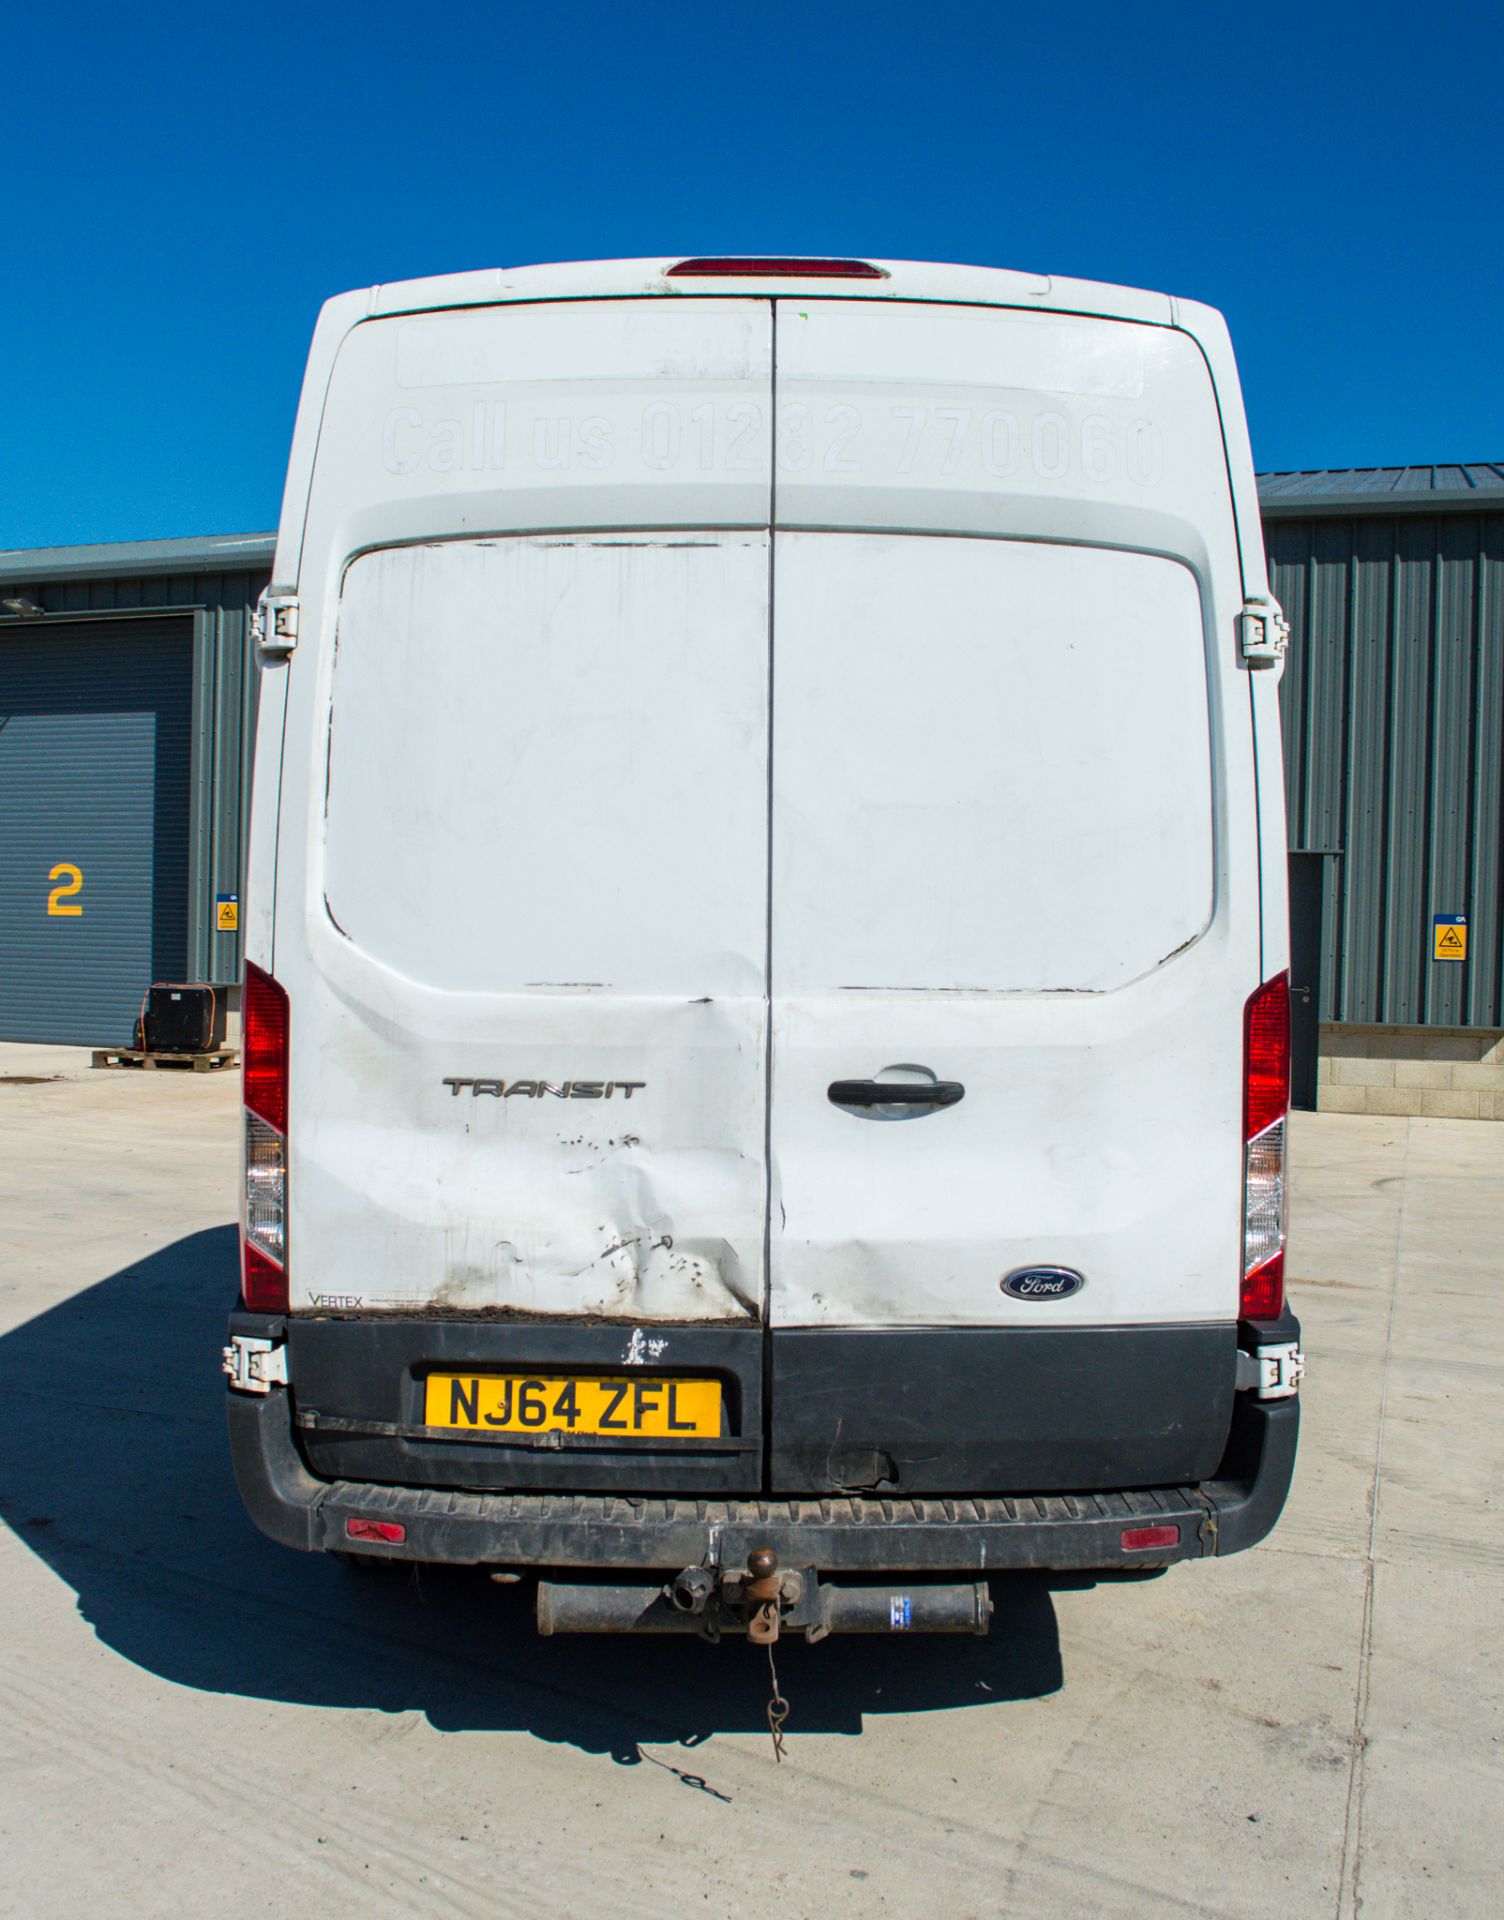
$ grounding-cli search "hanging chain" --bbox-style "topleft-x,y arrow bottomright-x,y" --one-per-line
765,1641 -> 790,1762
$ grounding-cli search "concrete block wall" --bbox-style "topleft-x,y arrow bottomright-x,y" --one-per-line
1318,1025 -> 1504,1120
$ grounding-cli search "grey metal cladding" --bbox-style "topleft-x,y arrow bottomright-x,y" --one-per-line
0,617 -> 192,1043
1270,508 -> 1504,1028
1260,465 -> 1504,517
0,561 -> 270,992
0,531 -> 276,584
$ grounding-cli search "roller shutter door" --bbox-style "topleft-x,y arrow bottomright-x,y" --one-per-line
0,617 -> 192,1044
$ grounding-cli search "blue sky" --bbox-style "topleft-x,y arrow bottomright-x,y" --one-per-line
2,0 -> 1499,548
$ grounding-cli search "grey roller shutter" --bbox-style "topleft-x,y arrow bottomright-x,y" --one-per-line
0,617 -> 193,1044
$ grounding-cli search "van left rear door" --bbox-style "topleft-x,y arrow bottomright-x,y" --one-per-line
278,296 -> 776,1495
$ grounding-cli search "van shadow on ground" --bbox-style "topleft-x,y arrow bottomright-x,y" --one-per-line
0,1228 -> 1070,1760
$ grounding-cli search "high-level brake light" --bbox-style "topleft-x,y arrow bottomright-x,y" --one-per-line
1241,972 -> 1290,1320
242,962 -> 290,1312
665,257 -> 886,279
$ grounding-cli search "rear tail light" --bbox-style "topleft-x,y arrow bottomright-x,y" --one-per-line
665,256 -> 887,279
243,961 -> 289,1132
242,962 -> 289,1312
1241,972 -> 1290,1319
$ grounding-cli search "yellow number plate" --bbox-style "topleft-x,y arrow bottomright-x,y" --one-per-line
424,1372 -> 722,1438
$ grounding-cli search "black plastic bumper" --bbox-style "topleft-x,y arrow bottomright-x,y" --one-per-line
227,1381 -> 1299,1573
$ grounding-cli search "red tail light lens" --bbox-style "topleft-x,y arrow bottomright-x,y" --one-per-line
242,962 -> 289,1312
665,256 -> 887,279
1240,1252 -> 1285,1320
243,962 -> 289,1133
1241,972 -> 1290,1320
1244,971 -> 1290,1141
243,1243 -> 288,1313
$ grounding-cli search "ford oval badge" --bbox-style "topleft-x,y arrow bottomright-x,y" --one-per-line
1001,1265 -> 1085,1301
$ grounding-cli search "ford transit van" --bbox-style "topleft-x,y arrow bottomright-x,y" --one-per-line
225,257 -> 1302,1639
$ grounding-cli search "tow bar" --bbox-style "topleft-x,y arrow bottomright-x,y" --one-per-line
535,1549 -> 993,1641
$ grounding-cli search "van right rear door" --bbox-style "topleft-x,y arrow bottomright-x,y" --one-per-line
762,299 -> 1263,1494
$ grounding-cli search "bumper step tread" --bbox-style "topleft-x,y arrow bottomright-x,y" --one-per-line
322,1483 -> 1210,1529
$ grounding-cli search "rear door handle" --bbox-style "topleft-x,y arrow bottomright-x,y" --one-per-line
828,1078 -> 965,1116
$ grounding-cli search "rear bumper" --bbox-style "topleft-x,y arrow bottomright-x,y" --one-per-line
271,1313 -> 1239,1497
227,1381 -> 1299,1573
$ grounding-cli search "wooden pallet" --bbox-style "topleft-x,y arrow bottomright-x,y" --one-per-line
91,1046 -> 240,1073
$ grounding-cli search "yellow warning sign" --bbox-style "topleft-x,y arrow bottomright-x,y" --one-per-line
1433,915 -> 1466,962
216,895 -> 239,933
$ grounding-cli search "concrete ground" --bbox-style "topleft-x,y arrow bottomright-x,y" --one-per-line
0,1045 -> 1499,1919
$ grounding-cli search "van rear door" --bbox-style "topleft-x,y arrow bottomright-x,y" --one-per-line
763,299 -> 1258,1493
291,526 -> 774,1494
279,294 -> 784,1496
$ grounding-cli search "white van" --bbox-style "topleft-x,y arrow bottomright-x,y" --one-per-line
225,257 -> 1303,1640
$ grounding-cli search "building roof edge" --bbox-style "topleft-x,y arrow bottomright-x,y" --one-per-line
0,531 -> 276,585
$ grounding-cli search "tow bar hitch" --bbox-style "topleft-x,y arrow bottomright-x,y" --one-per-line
735,1547 -> 787,1643
535,1557 -> 992,1640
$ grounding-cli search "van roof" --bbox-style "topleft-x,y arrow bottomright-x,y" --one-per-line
340,257 -> 1179,328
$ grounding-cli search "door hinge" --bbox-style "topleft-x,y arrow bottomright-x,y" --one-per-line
252,588 -> 300,658
1239,596 -> 1289,669
1236,1340 -> 1304,1399
222,1333 -> 288,1395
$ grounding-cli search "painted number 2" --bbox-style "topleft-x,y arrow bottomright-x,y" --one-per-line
47,863 -> 83,917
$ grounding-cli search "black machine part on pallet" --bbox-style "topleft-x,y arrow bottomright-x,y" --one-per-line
141,982 -> 227,1053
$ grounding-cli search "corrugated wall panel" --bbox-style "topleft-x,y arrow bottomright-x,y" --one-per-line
1273,509 -> 1504,1028
1268,522 -> 1310,829
1306,521 -> 1351,853
1307,523 -> 1350,1012
211,578 -> 257,986
1384,519 -> 1433,1021
1427,518 -> 1476,1026
1344,519 -> 1394,1023
1468,521 -> 1504,1024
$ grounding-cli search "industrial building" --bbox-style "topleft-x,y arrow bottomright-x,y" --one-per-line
3,466 -> 1502,1115
0,533 -> 272,1045
1264,463 -> 1504,1116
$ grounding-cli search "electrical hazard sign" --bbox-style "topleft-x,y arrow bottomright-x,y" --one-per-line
216,894 -> 239,933
1432,914 -> 1467,962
